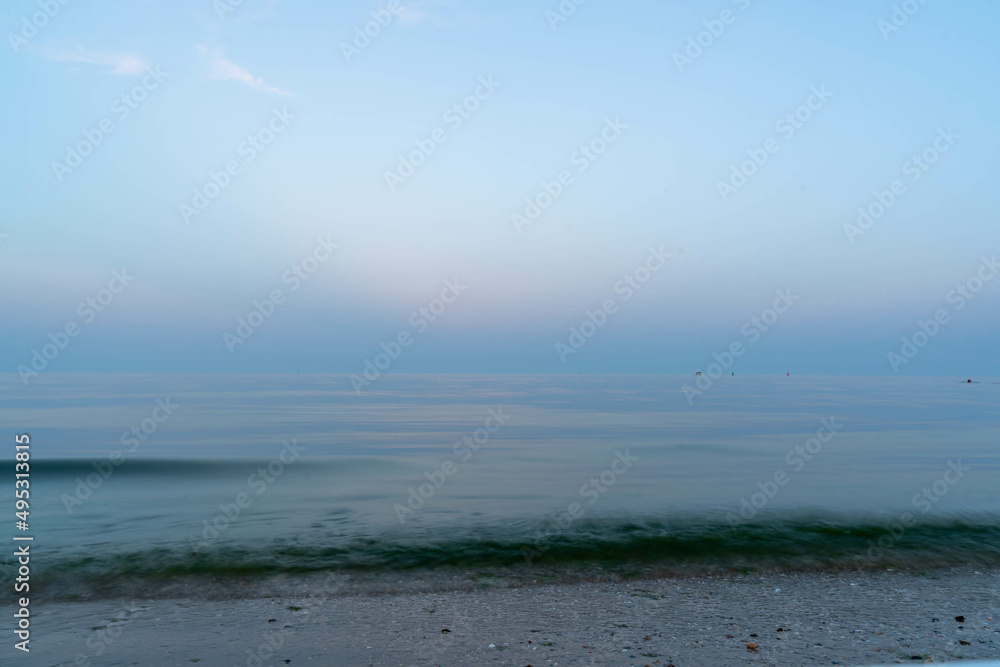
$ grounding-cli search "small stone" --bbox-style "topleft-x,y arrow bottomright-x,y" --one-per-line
955,616 -> 965,622
746,643 -> 759,653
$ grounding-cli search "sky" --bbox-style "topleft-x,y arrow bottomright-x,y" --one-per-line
1,0 -> 999,377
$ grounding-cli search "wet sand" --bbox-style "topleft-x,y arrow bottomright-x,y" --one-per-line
17,567 -> 1000,666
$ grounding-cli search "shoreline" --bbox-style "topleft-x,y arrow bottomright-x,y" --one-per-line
15,566 -> 999,666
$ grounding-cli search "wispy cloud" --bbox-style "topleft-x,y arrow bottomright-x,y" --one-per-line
47,49 -> 149,75
395,1 -> 469,29
196,45 -> 290,95
396,3 -> 429,24
396,1 -> 449,25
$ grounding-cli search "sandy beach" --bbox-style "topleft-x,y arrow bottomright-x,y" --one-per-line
18,567 -> 1000,666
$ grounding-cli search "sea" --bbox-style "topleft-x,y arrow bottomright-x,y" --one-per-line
2,373 -> 999,600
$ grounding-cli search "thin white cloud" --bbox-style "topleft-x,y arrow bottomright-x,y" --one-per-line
396,1 -> 453,26
196,45 -> 290,96
48,49 -> 149,75
396,4 -> 429,24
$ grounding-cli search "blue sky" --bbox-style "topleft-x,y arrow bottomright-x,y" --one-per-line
2,0 -> 998,376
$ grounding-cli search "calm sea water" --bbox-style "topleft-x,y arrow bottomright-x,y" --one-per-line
2,374 -> 998,598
